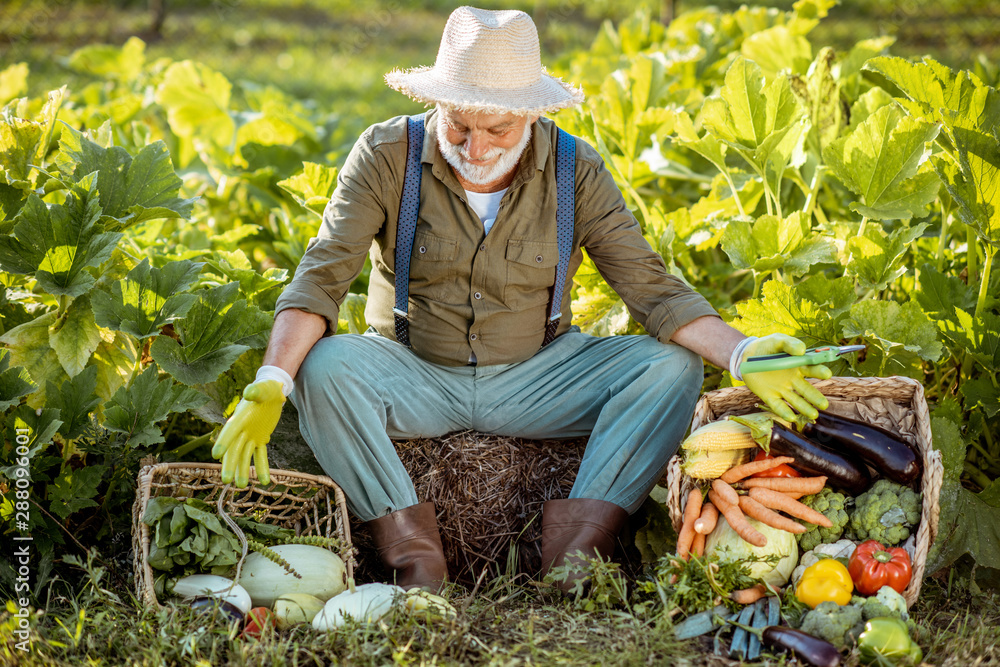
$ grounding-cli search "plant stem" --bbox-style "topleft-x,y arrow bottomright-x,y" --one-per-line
974,245 -> 995,319
802,165 -> 825,226
172,432 -> 214,458
753,272 -> 765,299
967,226 -> 979,285
724,171 -> 747,218
858,216 -> 869,238
963,460 -> 993,491
936,210 -> 951,273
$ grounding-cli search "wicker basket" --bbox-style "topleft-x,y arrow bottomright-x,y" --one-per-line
132,462 -> 356,608
664,376 -> 943,608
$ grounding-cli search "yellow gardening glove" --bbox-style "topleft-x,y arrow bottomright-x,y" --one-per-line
211,379 -> 285,487
741,334 -> 831,422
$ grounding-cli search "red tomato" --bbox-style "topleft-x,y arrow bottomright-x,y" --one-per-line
750,450 -> 801,478
241,607 -> 275,640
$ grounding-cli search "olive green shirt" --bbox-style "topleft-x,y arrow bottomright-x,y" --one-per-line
274,107 -> 719,367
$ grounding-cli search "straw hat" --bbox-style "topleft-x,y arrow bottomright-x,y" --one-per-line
384,6 -> 584,116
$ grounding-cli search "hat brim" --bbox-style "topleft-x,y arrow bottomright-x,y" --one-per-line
385,66 -> 584,116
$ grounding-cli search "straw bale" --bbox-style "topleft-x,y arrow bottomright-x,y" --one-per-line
350,431 -> 588,585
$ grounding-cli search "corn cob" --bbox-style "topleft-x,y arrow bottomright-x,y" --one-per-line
681,420 -> 758,479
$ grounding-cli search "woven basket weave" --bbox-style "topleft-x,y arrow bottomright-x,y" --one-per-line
132,462 -> 356,608
664,376 -> 943,608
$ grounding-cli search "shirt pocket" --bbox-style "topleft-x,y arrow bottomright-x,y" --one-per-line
504,239 -> 559,309
408,230 -> 459,301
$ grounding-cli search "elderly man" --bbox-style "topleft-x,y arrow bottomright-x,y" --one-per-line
212,7 -> 831,593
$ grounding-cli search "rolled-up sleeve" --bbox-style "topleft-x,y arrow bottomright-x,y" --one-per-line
274,128 -> 392,334
575,148 -> 720,343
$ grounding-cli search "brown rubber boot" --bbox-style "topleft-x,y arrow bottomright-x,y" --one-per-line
367,501 -> 449,591
540,498 -> 629,594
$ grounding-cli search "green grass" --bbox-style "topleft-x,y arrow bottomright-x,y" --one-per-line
4,557 -> 999,666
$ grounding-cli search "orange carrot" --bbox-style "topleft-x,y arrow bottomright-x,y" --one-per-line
677,488 -> 703,560
694,502 -> 719,535
711,478 -> 740,507
730,584 -> 767,605
691,532 -> 706,558
738,476 -> 827,495
720,456 -> 796,484
738,495 -> 807,534
707,489 -> 767,548
748,487 -> 833,527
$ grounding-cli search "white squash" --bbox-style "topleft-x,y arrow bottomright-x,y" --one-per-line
238,544 -> 347,608
170,575 -> 252,615
273,593 -> 325,629
311,583 -> 403,631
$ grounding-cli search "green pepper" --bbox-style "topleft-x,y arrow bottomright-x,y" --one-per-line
858,617 -> 923,665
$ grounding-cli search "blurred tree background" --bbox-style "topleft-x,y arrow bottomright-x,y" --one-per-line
3,0 -> 997,144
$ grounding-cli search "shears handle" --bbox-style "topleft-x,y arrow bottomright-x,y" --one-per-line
740,347 -> 843,374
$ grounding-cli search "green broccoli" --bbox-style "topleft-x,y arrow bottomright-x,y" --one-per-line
797,488 -> 850,551
799,600 -> 865,650
859,586 -> 909,622
849,480 -> 921,546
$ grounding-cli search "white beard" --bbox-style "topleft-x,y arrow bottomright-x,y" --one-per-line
437,113 -> 532,186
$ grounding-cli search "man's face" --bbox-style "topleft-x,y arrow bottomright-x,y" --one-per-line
437,108 -> 535,187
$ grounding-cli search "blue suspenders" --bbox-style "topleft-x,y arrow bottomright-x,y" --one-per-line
393,114 -> 576,351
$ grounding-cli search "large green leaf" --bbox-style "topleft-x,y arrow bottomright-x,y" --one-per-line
49,295 -> 102,377
823,104 -> 941,220
203,250 -> 288,300
741,25 -> 812,79
915,263 -> 977,319
2,404 -> 62,458
790,47 -> 841,157
961,377 -> 1000,419
66,36 -> 145,81
845,223 -> 929,292
56,126 -> 195,231
45,365 -> 100,440
0,63 -> 29,106
0,116 -> 42,185
942,308 -> 1000,370
47,465 -> 103,521
0,312 -> 68,408
91,258 -> 203,339
155,61 -> 235,148
842,299 -> 944,370
732,279 -> 840,344
0,185 -> 121,297
927,477 -> 1000,576
933,116 -> 1000,246
0,348 -> 34,411
276,162 -> 339,217
721,212 -> 836,276
150,282 -> 272,385
102,365 -> 209,448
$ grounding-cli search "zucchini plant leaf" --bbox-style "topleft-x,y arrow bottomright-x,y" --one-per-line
932,114 -> 1000,246
91,258 -> 203,339
55,126 -> 196,231
961,377 -> 1000,419
276,161 -> 338,217
49,295 -> 102,377
155,60 -> 236,150
338,293 -> 368,335
741,25 -> 812,79
732,279 -> 841,344
0,348 -> 35,411
0,185 -> 122,297
845,222 -> 929,293
789,47 -> 841,157
45,365 -> 100,440
66,36 -> 145,81
927,477 -> 1000,576
0,312 -> 68,408
841,300 -> 944,373
203,250 -> 288,302
823,104 -> 941,221
721,211 -> 836,276
150,282 -> 271,385
102,365 -> 209,448
939,308 -> 1000,369
0,62 -> 29,105
915,263 -> 977,319
47,465 -> 104,521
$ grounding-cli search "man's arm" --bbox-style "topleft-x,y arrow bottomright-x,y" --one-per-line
262,308 -> 328,379
669,315 -> 745,371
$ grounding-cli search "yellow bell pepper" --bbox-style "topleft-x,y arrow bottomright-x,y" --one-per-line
795,559 -> 854,608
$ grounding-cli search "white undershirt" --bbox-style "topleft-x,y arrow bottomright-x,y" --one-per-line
464,188 -> 507,235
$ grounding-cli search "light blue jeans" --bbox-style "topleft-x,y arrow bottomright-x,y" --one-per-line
289,328 -> 703,521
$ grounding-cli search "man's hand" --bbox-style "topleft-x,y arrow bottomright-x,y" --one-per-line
741,334 -> 831,422
211,379 -> 285,487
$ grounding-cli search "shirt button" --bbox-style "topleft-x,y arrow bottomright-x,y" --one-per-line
470,333 -> 478,341
418,246 -> 427,254
480,244 -> 487,252
474,292 -> 482,300
535,255 -> 543,263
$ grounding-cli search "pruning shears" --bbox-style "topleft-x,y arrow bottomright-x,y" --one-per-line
740,344 -> 865,374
